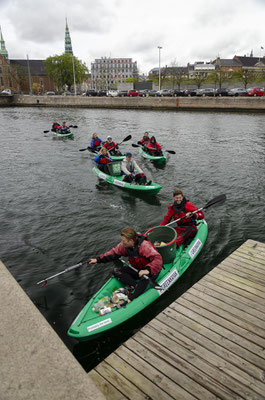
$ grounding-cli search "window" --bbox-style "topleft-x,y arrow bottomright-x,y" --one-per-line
9,78 -> 12,87
0,67 -> 2,73
0,77 -> 4,86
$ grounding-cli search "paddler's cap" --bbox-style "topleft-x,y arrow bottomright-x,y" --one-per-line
126,152 -> 132,157
107,135 -> 112,139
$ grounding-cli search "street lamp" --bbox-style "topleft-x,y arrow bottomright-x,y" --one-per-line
158,46 -> 162,91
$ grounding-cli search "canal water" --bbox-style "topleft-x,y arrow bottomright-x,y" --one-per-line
1,106 -> 264,371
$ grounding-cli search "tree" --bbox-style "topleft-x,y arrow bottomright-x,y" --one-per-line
44,54 -> 88,91
190,72 -> 208,89
206,70 -> 229,89
169,59 -> 188,89
231,69 -> 256,89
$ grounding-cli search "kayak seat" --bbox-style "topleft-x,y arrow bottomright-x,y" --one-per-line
107,161 -> 122,176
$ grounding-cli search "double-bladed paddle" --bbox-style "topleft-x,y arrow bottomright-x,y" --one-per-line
166,194 -> 227,227
79,134 -> 132,152
132,143 -> 176,155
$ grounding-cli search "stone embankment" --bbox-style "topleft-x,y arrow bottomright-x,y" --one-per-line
1,94 -> 265,111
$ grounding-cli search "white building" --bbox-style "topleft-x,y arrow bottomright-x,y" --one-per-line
91,57 -> 138,89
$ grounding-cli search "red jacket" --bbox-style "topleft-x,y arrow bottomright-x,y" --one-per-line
97,236 -> 162,274
103,141 -> 118,151
139,137 -> 150,145
160,199 -> 204,227
147,141 -> 162,151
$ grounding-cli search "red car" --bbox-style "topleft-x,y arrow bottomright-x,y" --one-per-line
128,89 -> 139,97
247,87 -> 264,96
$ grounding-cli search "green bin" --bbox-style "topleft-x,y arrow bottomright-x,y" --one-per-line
107,161 -> 121,176
146,226 -> 177,264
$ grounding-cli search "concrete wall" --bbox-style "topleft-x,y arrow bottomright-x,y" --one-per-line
2,94 -> 265,112
0,260 -> 106,400
0,95 -> 14,106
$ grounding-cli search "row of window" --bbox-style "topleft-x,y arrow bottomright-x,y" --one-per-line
94,59 -> 133,64
0,76 -> 12,86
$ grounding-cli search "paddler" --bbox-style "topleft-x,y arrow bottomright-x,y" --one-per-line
58,121 -> 70,134
137,131 -> 150,147
51,120 -> 60,132
90,132 -> 102,151
146,136 -> 163,156
160,188 -> 204,247
121,152 -> 150,185
93,147 -> 112,173
103,136 -> 122,156
88,226 -> 163,302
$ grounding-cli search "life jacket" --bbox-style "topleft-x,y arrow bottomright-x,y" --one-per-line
126,234 -> 157,270
171,197 -> 196,226
99,155 -> 111,164
52,123 -> 60,130
140,137 -> 150,145
104,141 -> 116,151
92,138 -> 101,147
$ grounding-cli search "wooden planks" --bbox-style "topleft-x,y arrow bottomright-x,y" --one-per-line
88,239 -> 265,399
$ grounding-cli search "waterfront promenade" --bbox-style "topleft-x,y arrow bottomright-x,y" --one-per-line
1,94 -> 265,111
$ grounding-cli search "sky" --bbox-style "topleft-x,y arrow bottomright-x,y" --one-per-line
1,0 -> 265,75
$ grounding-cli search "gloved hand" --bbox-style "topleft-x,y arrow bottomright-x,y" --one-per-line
137,141 -> 142,145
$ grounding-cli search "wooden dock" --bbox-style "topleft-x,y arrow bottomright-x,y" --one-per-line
88,239 -> 265,400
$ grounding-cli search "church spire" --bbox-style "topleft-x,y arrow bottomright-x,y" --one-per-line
0,26 -> 8,60
64,18 -> 73,55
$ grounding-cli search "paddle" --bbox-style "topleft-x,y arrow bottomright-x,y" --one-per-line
132,143 -> 175,155
79,146 -> 97,153
120,259 -> 162,290
79,134 -> 132,152
166,194 -> 227,227
36,260 -> 89,286
69,125 -> 78,128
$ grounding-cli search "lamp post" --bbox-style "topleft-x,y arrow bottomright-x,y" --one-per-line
158,46 -> 162,91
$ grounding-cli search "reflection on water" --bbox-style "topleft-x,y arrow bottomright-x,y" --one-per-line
1,107 -> 265,371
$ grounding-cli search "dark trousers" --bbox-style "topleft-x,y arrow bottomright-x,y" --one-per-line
175,225 -> 197,247
113,266 -> 159,300
98,164 -> 110,173
123,173 -> 146,184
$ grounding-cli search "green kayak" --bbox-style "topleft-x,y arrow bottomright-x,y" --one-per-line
92,165 -> 162,195
52,131 -> 73,139
139,146 -> 166,163
67,220 -> 208,341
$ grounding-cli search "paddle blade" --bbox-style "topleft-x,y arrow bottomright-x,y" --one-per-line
132,143 -> 139,148
166,150 -> 176,154
79,148 -> 88,152
204,194 -> 227,209
43,130 -> 49,133
122,134 -> 132,143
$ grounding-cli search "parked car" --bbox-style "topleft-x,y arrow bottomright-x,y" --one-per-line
197,88 -> 215,97
171,89 -> 185,97
1,88 -> 12,95
148,90 -> 160,97
107,90 -> 119,97
215,88 -> 229,96
227,88 -> 248,96
61,91 -> 72,96
44,91 -> 55,96
97,90 -> 107,96
247,87 -> 264,96
86,89 -> 98,96
157,89 -> 172,97
118,90 -> 128,97
128,89 -> 139,97
184,89 -> 197,96
138,89 -> 150,97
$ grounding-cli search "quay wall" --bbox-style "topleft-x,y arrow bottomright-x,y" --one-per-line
2,94 -> 265,112
0,260 -> 106,400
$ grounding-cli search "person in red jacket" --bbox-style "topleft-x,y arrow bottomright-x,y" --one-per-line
93,147 -> 112,173
51,120 -> 60,132
89,226 -> 163,301
58,121 -> 70,134
137,131 -> 150,147
146,136 -> 163,156
103,136 -> 122,156
160,188 -> 204,247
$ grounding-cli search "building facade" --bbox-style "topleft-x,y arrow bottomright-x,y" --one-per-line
91,57 -> 138,89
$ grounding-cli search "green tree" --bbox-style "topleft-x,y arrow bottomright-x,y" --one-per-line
231,69 -> 256,89
44,54 -> 88,91
191,72 -> 208,89
206,70 -> 229,89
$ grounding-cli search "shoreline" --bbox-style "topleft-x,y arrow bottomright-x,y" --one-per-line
1,94 -> 265,112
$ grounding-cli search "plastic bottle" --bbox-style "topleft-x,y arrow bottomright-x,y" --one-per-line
92,296 -> 110,312
99,307 -> 112,316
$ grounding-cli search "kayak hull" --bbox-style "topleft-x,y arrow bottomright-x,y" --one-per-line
139,147 -> 166,163
67,220 -> 208,341
92,166 -> 162,195
52,131 -> 73,138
